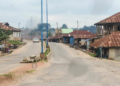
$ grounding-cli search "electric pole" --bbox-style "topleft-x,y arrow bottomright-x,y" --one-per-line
56,22 -> 59,42
46,0 -> 48,46
77,21 -> 79,47
19,23 -> 20,29
41,0 -> 43,54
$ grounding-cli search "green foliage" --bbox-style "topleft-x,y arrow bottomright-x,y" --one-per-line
45,46 -> 50,60
9,40 -> 22,45
45,48 -> 50,57
89,53 -> 96,57
0,28 -> 12,41
0,72 -> 14,78
26,69 -> 36,73
61,24 -> 68,28
48,31 -> 52,37
73,25 -> 97,34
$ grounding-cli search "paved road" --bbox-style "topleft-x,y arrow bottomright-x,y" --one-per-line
0,41 -> 42,74
15,42 -> 120,86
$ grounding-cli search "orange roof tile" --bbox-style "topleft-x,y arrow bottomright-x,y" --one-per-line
90,32 -> 120,48
95,12 -> 120,25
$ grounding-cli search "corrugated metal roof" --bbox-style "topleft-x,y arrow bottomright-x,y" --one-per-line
62,29 -> 73,34
49,30 -> 95,40
73,30 -> 95,39
95,12 -> 120,25
90,32 -> 120,48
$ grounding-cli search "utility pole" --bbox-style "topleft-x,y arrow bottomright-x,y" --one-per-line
41,0 -> 44,54
77,21 -> 79,48
19,23 -> 20,29
46,0 -> 48,46
56,22 -> 59,42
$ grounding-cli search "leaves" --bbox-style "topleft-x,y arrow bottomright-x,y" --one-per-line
0,29 -> 12,41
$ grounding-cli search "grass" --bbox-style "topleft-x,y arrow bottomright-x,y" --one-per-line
0,72 -> 14,78
44,45 -> 50,60
9,40 -> 23,45
89,53 -> 96,57
26,69 -> 36,73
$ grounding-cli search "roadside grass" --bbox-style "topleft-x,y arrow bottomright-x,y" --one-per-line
0,72 -> 14,78
26,69 -> 36,73
44,45 -> 50,61
9,40 -> 23,45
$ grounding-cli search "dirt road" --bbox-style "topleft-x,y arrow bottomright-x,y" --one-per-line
14,42 -> 120,86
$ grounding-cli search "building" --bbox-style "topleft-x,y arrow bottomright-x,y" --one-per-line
90,12 -> 120,60
0,22 -> 22,41
55,28 -> 73,36
95,12 -> 120,38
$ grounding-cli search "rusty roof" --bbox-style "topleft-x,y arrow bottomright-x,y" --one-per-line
73,30 -> 95,39
90,32 -> 120,48
49,36 -> 58,40
0,22 -> 21,31
95,12 -> 120,25
49,30 -> 95,39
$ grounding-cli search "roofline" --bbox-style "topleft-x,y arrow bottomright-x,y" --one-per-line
95,22 -> 120,25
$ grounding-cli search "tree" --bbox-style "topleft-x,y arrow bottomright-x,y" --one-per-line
47,31 -> 52,37
37,23 -> 51,32
61,24 -> 68,29
0,28 -> 12,42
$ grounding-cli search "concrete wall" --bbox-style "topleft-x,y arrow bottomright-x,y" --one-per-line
115,48 -> 120,60
109,48 -> 115,59
108,48 -> 120,60
55,29 -> 62,36
9,31 -> 21,41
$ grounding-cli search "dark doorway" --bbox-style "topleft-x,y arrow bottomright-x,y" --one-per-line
118,25 -> 120,31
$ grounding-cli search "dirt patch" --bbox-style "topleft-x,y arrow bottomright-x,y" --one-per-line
0,61 -> 50,86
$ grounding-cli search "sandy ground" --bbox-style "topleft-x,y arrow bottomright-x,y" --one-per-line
0,61 -> 50,86
9,42 -> 120,86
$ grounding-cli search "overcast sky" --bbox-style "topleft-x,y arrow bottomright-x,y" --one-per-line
0,0 -> 119,29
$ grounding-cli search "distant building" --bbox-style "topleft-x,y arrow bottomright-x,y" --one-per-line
55,28 -> 73,36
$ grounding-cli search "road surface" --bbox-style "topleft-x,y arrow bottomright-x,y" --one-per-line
0,41 -> 43,74
15,42 -> 120,86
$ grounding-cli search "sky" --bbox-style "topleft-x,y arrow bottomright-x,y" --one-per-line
0,0 -> 120,29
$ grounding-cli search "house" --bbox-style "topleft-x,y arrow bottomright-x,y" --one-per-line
73,30 -> 95,49
90,12 -> 120,60
95,12 -> 120,38
0,22 -> 22,41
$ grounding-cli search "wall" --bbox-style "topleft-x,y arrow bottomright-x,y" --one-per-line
81,39 -> 86,45
55,29 -> 62,36
109,48 -> 115,59
9,31 -> 21,41
115,48 -> 120,60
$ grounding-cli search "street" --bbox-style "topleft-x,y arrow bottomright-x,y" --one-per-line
14,42 -> 120,86
0,41 -> 43,74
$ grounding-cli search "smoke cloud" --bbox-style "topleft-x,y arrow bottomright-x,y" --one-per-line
25,17 -> 40,29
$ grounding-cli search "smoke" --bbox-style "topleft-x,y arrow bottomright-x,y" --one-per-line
25,17 -> 40,29
91,0 -> 114,14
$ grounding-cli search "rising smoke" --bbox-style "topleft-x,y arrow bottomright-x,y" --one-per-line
25,17 -> 40,29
